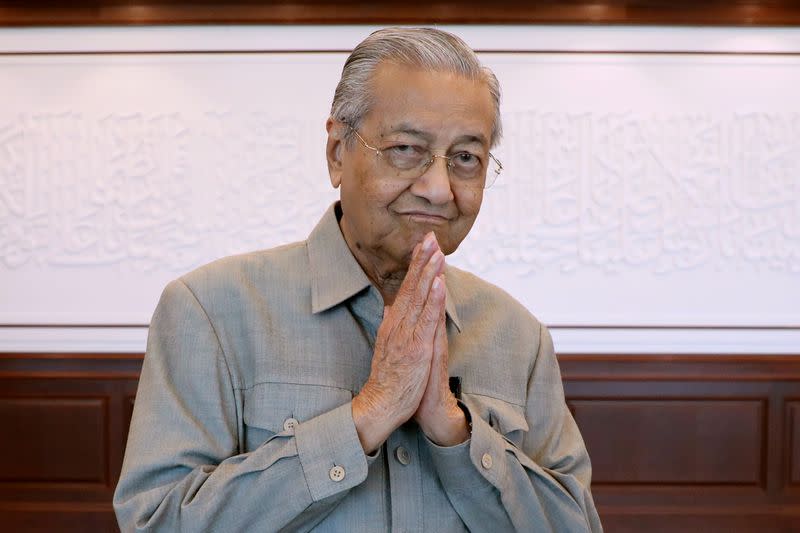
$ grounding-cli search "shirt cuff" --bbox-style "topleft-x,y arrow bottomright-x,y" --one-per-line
294,401 -> 369,502
424,402 -> 509,493
365,445 -> 382,466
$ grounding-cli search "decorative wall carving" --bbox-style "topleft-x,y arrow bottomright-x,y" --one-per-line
1,51 -> 798,326
0,111 -> 322,273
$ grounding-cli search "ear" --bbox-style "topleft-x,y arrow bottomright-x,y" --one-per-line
326,117 -> 344,189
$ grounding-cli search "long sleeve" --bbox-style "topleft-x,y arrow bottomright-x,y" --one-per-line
425,324 -> 603,532
113,279 -> 369,532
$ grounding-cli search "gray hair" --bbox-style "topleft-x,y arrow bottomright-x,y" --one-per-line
331,27 -> 502,148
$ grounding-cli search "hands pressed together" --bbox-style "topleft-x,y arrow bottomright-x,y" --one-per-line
351,232 -> 470,454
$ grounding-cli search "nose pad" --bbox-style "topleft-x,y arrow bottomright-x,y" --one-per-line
421,155 -> 451,178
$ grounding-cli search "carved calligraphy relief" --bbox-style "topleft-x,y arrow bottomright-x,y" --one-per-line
0,51 -> 798,326
453,111 -> 800,277
0,111 -> 335,274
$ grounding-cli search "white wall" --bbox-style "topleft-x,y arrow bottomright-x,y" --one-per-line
1,26 -> 798,353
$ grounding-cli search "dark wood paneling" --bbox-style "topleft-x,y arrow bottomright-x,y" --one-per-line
0,396 -> 108,484
599,511 -> 800,533
572,399 -> 765,485
2,352 -> 800,532
560,354 -> 800,381
123,395 -> 136,446
0,353 -> 144,379
561,354 -> 800,531
0,355 -> 140,533
786,401 -> 800,485
1,1 -> 800,26
0,502 -> 118,533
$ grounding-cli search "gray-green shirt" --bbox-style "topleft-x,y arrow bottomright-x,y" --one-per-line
114,203 -> 602,532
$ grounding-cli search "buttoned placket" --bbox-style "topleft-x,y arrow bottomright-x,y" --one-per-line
345,285 -> 426,532
386,423 -> 424,533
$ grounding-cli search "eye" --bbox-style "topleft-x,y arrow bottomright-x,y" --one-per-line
385,144 -> 426,170
452,151 -> 480,168
388,144 -> 421,156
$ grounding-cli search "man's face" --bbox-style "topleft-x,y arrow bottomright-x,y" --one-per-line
327,62 -> 496,273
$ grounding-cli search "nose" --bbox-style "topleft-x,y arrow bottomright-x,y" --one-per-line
411,155 -> 454,205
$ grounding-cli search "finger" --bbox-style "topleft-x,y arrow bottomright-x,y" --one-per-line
374,305 -> 393,354
393,232 -> 440,311
407,232 -> 439,283
433,304 -> 447,360
413,274 -> 446,345
433,296 -> 449,367
401,249 -> 445,327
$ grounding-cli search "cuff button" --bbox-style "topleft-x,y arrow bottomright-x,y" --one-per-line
481,453 -> 493,470
283,417 -> 299,432
329,465 -> 346,482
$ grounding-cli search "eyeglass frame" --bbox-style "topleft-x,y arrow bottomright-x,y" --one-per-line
343,122 -> 503,188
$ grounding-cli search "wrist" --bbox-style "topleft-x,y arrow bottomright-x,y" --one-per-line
352,386 -> 400,454
422,402 -> 470,447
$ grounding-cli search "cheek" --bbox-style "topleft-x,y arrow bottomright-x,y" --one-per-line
343,175 -> 408,242
455,186 -> 483,216
351,167 -> 405,208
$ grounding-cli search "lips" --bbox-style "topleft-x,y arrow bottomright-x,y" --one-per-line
399,211 -> 451,223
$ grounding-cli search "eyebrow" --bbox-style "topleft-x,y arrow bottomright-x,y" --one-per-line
452,134 -> 488,147
385,125 -> 432,141
385,123 -> 488,147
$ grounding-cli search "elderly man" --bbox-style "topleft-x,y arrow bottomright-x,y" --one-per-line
114,28 -> 602,532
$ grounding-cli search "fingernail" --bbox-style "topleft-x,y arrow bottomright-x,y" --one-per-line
432,250 -> 444,267
432,276 -> 442,291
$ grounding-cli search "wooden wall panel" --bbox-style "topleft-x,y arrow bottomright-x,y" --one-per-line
0,354 -> 140,532
0,397 -> 108,484
560,355 -> 800,531
571,399 -> 765,485
600,512 -> 800,533
0,502 -> 118,533
1,352 -> 800,532
786,401 -> 800,486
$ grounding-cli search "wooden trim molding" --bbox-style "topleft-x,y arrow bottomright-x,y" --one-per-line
0,353 -> 144,379
2,1 -> 800,27
559,354 -> 800,381
3,353 -> 800,381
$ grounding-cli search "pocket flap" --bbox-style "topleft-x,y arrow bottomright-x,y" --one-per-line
243,382 -> 353,432
462,392 -> 529,436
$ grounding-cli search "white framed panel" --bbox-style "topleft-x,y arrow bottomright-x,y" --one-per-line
0,26 -> 798,354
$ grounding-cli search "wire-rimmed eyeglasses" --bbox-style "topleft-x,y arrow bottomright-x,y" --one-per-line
346,123 -> 502,189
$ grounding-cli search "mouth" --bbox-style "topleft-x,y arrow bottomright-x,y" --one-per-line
398,211 -> 451,225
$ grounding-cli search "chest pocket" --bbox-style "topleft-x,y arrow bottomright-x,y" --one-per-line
461,392 -> 529,448
242,382 -> 353,452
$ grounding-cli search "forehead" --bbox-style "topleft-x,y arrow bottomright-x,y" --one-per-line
363,62 -> 494,144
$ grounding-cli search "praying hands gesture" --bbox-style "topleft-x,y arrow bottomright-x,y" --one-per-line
351,232 -> 470,454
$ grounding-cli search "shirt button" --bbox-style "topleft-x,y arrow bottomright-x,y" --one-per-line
481,452 -> 493,470
395,446 -> 411,466
329,465 -> 346,482
283,417 -> 298,432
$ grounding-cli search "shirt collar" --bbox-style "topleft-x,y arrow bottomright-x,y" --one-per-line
307,202 -> 462,332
